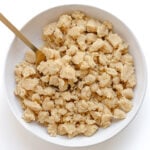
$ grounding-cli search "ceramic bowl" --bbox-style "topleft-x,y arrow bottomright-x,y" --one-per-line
4,4 -> 147,147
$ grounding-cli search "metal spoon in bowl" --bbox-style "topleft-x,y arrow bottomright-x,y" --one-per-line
0,13 -> 46,65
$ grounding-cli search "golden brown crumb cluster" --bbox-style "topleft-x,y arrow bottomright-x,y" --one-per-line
14,11 -> 136,138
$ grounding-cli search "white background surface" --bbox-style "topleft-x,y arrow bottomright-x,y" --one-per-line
0,0 -> 150,150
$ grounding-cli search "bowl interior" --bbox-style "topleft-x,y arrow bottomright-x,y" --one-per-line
4,4 -> 147,147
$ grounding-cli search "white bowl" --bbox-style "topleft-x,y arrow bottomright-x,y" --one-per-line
4,4 -> 147,147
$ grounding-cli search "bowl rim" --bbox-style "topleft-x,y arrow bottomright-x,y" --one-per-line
4,4 -> 148,147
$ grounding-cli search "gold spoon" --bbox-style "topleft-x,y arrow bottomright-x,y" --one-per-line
0,13 -> 46,65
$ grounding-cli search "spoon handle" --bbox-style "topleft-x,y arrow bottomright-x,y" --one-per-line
0,13 -> 38,52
